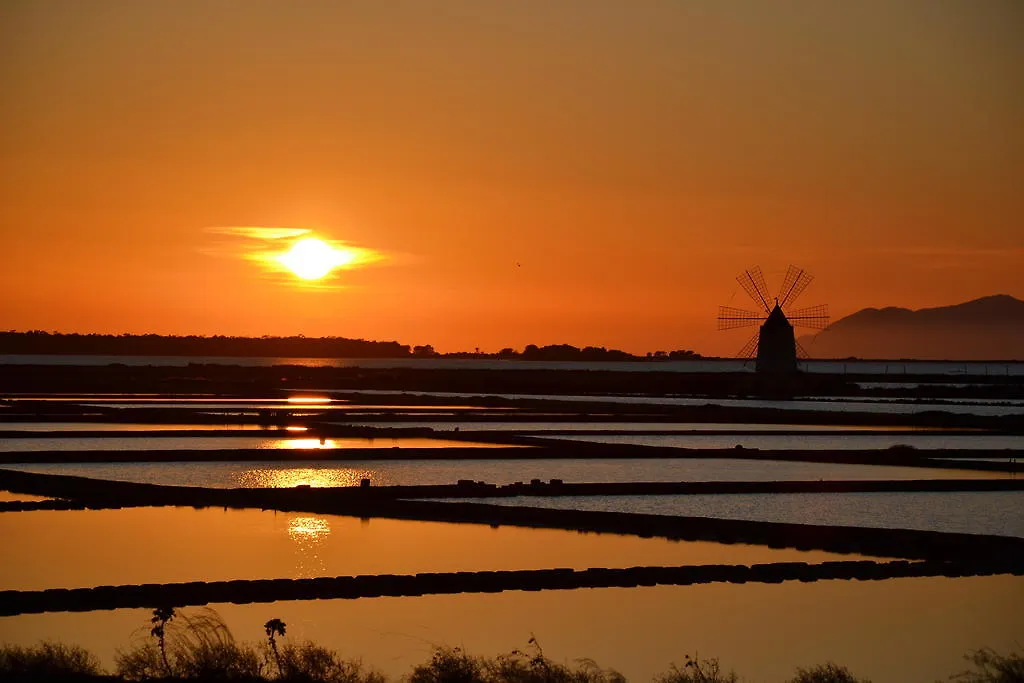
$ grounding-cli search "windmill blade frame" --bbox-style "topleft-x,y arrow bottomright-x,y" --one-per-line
736,267 -> 773,313
785,303 -> 830,330
717,306 -> 766,330
778,265 -> 814,308
737,332 -> 759,359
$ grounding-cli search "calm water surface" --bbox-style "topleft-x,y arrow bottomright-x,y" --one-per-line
463,491 -> 1024,538
543,433 -> 1024,450
4,354 -> 1022,375
334,421 -> 943,433
348,390 -> 1024,416
1,457 -> 998,489
0,422 -> 276,432
0,436 -> 516,452
0,577 -> 1020,683
0,490 -> 51,502
0,506 -> 860,591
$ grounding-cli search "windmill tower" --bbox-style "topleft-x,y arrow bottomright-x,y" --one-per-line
718,266 -> 829,373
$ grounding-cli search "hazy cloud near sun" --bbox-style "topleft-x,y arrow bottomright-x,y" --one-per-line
207,226 -> 313,241
202,226 -> 389,288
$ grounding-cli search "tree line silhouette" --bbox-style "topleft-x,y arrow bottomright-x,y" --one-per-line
1,331 -> 701,361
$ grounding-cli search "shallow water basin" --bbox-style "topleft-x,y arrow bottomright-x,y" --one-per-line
0,506 -> 863,591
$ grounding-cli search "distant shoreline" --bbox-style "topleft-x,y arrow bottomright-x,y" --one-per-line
0,331 -> 702,363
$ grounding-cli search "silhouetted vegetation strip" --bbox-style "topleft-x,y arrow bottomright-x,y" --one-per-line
0,642 -> 105,680
4,637 -> 1022,683
3,469 -> 1023,562
0,331 -> 414,358
4,605 -> 1023,682
1,560 -> 1022,617
0,331 -> 706,362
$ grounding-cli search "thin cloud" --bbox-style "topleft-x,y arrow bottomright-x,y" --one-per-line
203,225 -> 389,289
206,226 -> 311,241
872,246 -> 1024,258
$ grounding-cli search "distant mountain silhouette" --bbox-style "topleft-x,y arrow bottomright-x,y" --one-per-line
801,294 -> 1024,360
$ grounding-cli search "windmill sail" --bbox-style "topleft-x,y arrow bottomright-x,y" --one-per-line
786,304 -> 830,329
736,267 -> 773,313
716,306 -> 766,330
737,333 -> 759,359
778,265 -> 814,308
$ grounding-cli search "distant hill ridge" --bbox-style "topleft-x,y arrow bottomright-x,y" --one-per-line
802,294 -> 1024,361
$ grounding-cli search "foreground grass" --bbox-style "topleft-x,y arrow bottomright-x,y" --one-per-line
0,608 -> 1020,683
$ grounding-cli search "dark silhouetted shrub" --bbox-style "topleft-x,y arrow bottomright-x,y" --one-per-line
275,642 -> 385,683
0,641 -> 102,679
788,662 -> 870,682
486,638 -> 624,683
947,647 -> 1024,683
409,647 -> 486,683
652,654 -> 738,683
117,607 -> 263,680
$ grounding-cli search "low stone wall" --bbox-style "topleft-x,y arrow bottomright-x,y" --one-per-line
0,560 -> 1019,617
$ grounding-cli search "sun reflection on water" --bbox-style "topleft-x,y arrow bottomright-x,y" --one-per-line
277,438 -> 338,449
288,516 -> 331,540
287,515 -> 331,577
237,467 -> 377,488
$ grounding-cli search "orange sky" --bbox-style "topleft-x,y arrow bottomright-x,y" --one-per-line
1,1 -> 1021,355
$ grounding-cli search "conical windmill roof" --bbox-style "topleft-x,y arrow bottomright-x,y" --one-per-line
763,302 -> 792,329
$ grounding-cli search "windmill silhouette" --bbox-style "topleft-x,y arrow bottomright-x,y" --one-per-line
718,265 -> 829,373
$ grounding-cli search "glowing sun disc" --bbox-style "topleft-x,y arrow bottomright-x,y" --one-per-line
278,238 -> 352,280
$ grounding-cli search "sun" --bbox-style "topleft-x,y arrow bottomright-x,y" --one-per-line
277,238 -> 354,280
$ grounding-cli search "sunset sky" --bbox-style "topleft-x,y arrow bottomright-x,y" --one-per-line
2,1 -> 1021,356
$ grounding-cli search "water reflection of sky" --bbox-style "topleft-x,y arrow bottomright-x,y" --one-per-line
470,491 -> 1024,538
543,433 -> 1024,450
1,577 -> 1018,683
4,457 -> 1004,490
0,422 -> 274,432
0,490 -> 52,503
0,506 -> 857,592
348,390 -> 1024,416
331,421 -> 948,432
0,437 -> 517,452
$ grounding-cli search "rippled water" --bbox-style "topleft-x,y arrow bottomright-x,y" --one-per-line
458,491 -> 1024,538
2,457 -> 1001,489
